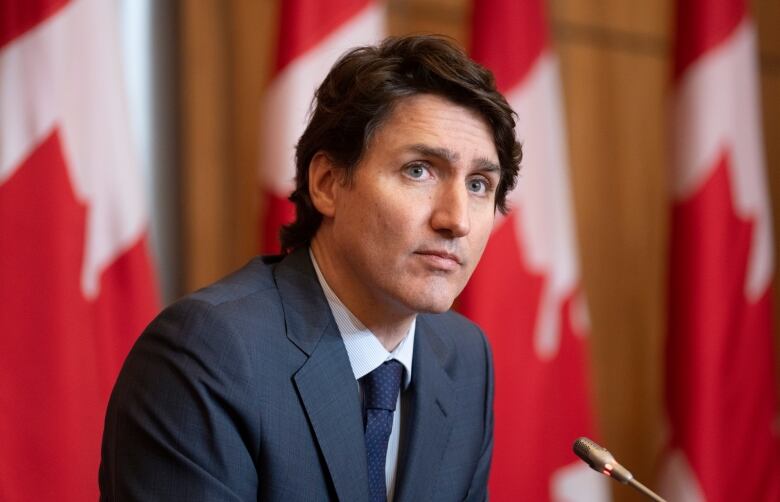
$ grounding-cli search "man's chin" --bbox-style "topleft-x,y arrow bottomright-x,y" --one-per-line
402,294 -> 456,315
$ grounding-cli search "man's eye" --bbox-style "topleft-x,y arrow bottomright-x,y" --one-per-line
467,178 -> 488,194
405,164 -> 429,179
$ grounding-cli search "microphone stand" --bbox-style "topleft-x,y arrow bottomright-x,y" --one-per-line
628,478 -> 666,502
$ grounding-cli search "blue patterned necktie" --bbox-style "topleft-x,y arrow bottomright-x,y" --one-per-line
361,359 -> 404,502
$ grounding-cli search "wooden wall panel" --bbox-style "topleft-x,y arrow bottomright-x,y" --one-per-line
559,37 -> 668,492
553,0 -> 670,39
755,0 -> 780,55
755,1 -> 780,393
178,0 -> 277,292
179,1 -> 233,292
227,0 -> 278,270
762,68 -> 780,393
388,0 -> 469,44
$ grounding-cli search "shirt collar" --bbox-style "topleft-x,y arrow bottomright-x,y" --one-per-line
310,249 -> 414,389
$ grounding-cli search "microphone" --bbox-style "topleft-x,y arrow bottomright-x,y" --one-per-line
572,437 -> 666,502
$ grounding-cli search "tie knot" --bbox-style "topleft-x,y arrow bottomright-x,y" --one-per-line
362,360 -> 403,411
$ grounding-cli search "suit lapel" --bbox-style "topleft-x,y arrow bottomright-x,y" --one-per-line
394,316 -> 456,502
275,250 -> 369,501
293,337 -> 369,501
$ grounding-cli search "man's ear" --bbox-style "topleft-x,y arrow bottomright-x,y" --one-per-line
308,152 -> 343,218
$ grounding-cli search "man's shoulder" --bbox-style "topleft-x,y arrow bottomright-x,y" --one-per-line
186,254 -> 284,308
130,254 -> 309,386
144,255 -> 292,349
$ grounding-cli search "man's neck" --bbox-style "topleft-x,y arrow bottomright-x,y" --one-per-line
310,239 -> 415,352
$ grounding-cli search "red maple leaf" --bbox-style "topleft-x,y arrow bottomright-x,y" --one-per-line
0,130 -> 158,500
666,150 -> 780,501
460,213 -> 597,501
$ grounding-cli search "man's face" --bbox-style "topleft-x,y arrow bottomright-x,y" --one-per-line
317,93 -> 501,319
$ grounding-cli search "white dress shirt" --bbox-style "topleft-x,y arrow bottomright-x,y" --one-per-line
310,251 -> 415,501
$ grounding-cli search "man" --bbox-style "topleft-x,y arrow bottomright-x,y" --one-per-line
100,35 -> 521,501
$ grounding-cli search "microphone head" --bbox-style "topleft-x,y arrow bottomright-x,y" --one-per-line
573,437 -> 604,466
572,437 -> 633,484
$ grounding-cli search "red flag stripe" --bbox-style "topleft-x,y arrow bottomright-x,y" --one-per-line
0,129 -> 158,500
662,0 -> 780,499
665,154 -> 778,500
0,2 -> 159,499
673,0 -> 746,79
274,0 -> 373,74
260,192 -> 296,254
470,0 -> 546,92
0,0 -> 68,50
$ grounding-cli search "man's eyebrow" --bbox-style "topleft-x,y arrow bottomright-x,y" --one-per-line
408,144 -> 460,163
474,157 -> 500,174
407,144 -> 500,173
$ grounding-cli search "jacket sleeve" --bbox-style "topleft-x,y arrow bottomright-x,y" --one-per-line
99,299 -> 260,501
464,329 -> 495,502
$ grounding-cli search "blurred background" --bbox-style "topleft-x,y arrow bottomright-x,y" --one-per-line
2,0 -> 779,500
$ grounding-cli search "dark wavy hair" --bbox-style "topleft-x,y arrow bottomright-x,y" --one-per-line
279,34 -> 522,251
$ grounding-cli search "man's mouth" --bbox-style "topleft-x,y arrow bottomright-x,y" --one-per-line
414,249 -> 462,270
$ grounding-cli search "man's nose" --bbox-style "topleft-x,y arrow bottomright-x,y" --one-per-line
430,182 -> 470,238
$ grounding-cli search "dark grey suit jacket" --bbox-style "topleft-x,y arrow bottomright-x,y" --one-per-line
99,249 -> 494,501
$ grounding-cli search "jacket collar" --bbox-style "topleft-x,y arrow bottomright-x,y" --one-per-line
275,248 -> 369,501
274,249 -> 455,501
394,315 -> 456,502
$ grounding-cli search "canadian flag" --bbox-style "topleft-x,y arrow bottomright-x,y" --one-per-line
659,0 -> 780,500
258,0 -> 385,252
459,0 -> 609,500
0,0 -> 158,500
